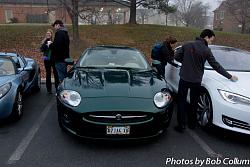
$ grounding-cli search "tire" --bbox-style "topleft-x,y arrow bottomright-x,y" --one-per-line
33,70 -> 41,93
197,91 -> 213,128
10,90 -> 23,121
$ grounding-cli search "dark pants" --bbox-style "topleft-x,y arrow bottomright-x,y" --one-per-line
177,79 -> 201,128
153,63 -> 165,77
44,60 -> 59,92
55,62 -> 67,83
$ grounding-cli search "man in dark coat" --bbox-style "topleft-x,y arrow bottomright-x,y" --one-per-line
174,29 -> 238,132
50,20 -> 70,83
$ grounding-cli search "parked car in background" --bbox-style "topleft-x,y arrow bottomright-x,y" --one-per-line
0,52 -> 41,121
165,45 -> 250,135
57,45 -> 174,139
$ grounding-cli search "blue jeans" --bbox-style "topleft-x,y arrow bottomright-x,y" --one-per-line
55,62 -> 67,83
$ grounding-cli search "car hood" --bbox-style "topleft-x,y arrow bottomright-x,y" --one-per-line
205,70 -> 250,97
62,69 -> 167,98
0,75 -> 16,86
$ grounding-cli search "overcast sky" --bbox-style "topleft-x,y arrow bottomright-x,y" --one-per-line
203,0 -> 220,10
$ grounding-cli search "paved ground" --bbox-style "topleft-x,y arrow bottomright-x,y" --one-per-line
0,85 -> 250,167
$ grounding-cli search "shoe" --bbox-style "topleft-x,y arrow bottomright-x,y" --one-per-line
188,124 -> 196,129
174,125 -> 186,133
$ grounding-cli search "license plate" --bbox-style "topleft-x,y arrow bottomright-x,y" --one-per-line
106,126 -> 130,135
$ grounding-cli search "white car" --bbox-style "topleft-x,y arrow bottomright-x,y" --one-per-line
165,45 -> 250,135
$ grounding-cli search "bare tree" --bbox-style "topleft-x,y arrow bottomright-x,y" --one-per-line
224,0 -> 250,33
111,0 -> 150,24
175,0 -> 208,28
147,0 -> 176,26
56,0 -> 104,42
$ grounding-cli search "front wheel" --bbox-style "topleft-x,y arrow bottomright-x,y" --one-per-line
10,90 -> 23,121
197,91 -> 213,128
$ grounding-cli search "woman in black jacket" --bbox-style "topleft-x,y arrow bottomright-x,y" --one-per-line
152,36 -> 177,77
40,29 -> 59,94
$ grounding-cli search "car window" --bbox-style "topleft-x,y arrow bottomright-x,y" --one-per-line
0,58 -> 16,76
17,56 -> 26,68
79,48 -> 149,70
205,46 -> 250,71
10,56 -> 21,68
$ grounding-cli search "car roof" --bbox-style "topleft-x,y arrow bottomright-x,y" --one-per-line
0,52 -> 18,57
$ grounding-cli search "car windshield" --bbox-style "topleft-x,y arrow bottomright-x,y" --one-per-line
0,58 -> 15,76
205,46 -> 250,71
79,47 -> 149,70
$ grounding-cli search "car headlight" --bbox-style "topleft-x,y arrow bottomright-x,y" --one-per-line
154,91 -> 172,108
59,90 -> 81,107
218,90 -> 250,105
0,83 -> 11,99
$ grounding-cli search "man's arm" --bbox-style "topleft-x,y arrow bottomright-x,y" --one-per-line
206,49 -> 237,81
174,46 -> 184,63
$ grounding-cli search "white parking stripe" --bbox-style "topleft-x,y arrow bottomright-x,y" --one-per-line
7,99 -> 55,165
187,129 -> 223,158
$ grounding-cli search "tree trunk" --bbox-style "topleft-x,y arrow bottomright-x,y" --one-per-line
241,20 -> 246,34
165,14 -> 168,26
72,0 -> 80,43
129,0 -> 137,24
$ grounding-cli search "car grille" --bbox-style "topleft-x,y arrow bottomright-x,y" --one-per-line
83,112 -> 153,124
222,115 -> 250,131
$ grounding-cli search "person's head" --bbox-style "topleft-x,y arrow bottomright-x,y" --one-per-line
200,29 -> 215,45
52,20 -> 64,30
45,29 -> 53,40
165,36 -> 177,47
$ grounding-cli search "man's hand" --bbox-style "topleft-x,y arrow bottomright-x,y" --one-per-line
230,75 -> 238,82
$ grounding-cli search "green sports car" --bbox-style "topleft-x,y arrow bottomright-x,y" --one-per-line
57,45 -> 174,139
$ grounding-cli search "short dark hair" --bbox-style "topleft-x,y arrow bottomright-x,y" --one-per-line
165,36 -> 177,44
51,20 -> 64,27
200,29 -> 215,38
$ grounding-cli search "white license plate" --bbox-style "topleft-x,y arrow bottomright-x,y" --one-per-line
106,126 -> 130,135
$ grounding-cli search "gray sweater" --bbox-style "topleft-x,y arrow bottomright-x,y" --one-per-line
175,38 -> 232,83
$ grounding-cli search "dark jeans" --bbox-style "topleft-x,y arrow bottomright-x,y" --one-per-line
44,60 -> 59,92
177,79 -> 201,128
55,62 -> 67,83
152,63 -> 165,77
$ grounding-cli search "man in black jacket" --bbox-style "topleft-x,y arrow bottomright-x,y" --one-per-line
50,20 -> 70,83
174,29 -> 238,132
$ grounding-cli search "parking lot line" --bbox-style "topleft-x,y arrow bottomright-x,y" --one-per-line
187,129 -> 223,158
7,99 -> 55,165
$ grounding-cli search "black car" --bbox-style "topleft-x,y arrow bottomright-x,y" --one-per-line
57,46 -> 174,139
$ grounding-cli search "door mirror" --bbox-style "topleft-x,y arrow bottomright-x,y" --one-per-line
24,66 -> 33,71
65,58 -> 74,65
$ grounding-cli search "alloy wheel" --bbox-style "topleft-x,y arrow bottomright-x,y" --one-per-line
197,92 -> 212,127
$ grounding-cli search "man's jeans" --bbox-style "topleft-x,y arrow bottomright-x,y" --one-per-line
55,62 -> 67,83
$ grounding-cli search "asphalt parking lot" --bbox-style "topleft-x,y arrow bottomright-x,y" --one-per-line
0,85 -> 250,167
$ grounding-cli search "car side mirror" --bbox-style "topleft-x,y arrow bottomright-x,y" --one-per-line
24,66 -> 33,71
65,58 -> 74,65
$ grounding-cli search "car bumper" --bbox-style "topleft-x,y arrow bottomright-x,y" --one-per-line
212,96 -> 250,135
57,99 -> 173,139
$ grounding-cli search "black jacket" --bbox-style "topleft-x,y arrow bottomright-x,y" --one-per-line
49,27 -> 70,62
175,37 -> 232,83
154,42 -> 174,66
